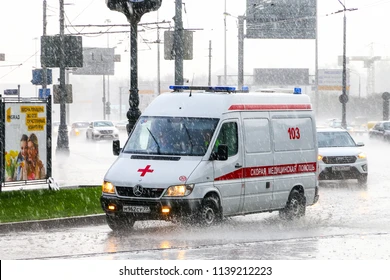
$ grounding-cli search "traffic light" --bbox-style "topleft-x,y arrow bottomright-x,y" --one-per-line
105,102 -> 111,115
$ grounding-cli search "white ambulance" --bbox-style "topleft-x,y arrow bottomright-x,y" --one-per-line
101,86 -> 319,231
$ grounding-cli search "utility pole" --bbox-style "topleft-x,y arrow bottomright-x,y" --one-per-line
314,0 -> 319,115
174,0 -> 184,85
334,0 -> 357,129
157,12 -> 161,95
66,68 -> 70,124
56,0 -> 69,154
208,40 -> 212,86
105,19 -> 111,120
103,73 -> 106,119
341,5 -> 347,129
224,0 -> 227,85
237,16 -> 244,90
42,0 -> 48,96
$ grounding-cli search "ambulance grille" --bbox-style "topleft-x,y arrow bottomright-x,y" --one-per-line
322,156 -> 356,164
116,186 -> 164,198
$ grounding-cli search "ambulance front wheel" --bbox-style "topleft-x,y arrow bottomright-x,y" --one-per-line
106,214 -> 135,231
279,190 -> 306,220
199,195 -> 222,226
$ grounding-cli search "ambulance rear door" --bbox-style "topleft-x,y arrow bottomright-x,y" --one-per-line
241,112 -> 274,212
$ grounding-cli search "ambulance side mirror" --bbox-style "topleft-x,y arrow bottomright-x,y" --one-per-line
113,140 -> 122,156
210,144 -> 228,161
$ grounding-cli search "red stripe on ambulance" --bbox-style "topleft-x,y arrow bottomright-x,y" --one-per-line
228,104 -> 312,111
215,162 -> 317,181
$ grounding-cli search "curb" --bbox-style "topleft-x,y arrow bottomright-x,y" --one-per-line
0,214 -> 106,233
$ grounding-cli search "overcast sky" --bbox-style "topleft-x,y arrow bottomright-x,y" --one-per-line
1,0 -> 390,87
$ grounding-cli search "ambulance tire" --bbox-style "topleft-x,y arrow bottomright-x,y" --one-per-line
199,196 -> 222,226
106,214 -> 135,231
279,190 -> 306,220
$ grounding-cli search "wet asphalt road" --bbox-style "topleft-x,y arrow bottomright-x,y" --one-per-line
1,133 -> 390,260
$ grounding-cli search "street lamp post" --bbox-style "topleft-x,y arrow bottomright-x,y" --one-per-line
106,0 -> 162,134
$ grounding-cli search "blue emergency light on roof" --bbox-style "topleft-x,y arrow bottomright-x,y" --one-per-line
294,87 -> 302,94
169,85 -> 237,92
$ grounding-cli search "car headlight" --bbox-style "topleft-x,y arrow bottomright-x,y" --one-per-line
358,152 -> 366,159
317,155 -> 323,161
102,181 -> 115,194
164,184 -> 194,197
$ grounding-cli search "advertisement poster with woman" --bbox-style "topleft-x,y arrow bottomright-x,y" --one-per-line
4,103 -> 47,182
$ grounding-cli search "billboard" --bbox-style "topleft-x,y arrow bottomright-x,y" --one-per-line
72,48 -> 115,75
253,68 -> 309,86
41,35 -> 83,68
318,69 -> 350,91
3,103 -> 48,183
246,0 -> 317,39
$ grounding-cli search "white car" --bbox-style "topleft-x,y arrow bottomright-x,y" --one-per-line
114,119 -> 128,132
317,128 -> 368,185
86,120 -> 119,141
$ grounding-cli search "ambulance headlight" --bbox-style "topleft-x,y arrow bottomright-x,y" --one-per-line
164,184 -> 194,197
317,155 -> 323,161
102,181 -> 116,194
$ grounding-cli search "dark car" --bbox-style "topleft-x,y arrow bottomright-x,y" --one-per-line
368,121 -> 390,141
70,121 -> 90,137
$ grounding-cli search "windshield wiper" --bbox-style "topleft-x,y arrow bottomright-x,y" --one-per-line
182,123 -> 194,154
146,128 -> 161,154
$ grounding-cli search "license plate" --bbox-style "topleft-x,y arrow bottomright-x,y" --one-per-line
332,166 -> 350,171
123,205 -> 151,213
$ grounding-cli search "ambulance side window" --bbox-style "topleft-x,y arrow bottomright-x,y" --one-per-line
214,122 -> 238,157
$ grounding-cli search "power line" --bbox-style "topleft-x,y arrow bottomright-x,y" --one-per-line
0,52 -> 37,81
66,21 -> 171,28
67,30 -> 147,35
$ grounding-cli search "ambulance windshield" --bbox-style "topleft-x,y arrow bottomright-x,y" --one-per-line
122,116 -> 219,156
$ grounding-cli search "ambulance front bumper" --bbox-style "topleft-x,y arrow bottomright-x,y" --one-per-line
100,195 -> 203,220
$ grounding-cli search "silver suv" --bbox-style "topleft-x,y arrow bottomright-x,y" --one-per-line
317,128 -> 368,185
